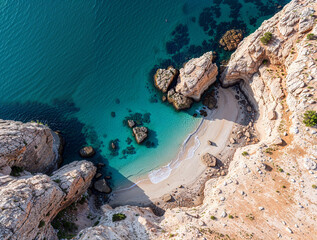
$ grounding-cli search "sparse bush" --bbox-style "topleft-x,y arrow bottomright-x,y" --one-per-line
242,151 -> 249,157
112,213 -> 126,222
260,32 -> 273,45
228,215 -> 234,219
210,215 -> 216,220
38,220 -> 45,228
312,184 -> 317,189
307,33 -> 315,40
10,166 -> 23,177
303,110 -> 317,127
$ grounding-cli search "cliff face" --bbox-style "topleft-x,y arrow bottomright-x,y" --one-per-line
75,0 -> 317,239
0,160 -> 96,240
0,120 -> 62,174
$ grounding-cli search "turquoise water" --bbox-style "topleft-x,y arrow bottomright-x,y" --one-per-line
0,0 -> 289,189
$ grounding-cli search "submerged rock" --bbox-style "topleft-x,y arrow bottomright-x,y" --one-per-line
202,90 -> 217,109
219,29 -> 244,51
133,126 -> 148,144
94,179 -> 112,194
201,153 -> 217,167
79,146 -> 95,158
127,120 -> 135,128
167,88 -> 193,110
154,66 -> 178,93
176,51 -> 218,101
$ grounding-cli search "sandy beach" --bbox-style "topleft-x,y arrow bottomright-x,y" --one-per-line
108,87 -> 240,206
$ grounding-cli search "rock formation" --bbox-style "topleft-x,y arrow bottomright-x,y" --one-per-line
201,153 -> 217,167
94,178 -> 112,193
154,66 -> 178,93
0,120 -> 62,174
74,205 -> 161,240
167,88 -> 193,110
219,29 -> 244,51
79,146 -> 95,158
176,51 -> 218,101
0,160 -> 96,240
74,1 -> 317,239
132,126 -> 148,144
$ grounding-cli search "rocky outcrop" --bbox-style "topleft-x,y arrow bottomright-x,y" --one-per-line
74,205 -> 161,240
75,1 -> 317,239
0,160 -> 96,240
94,178 -> 112,193
167,88 -> 193,110
176,51 -> 218,101
79,146 -> 95,158
133,127 -> 148,144
219,29 -> 244,51
0,120 -> 62,174
201,153 -> 217,167
154,67 -> 178,93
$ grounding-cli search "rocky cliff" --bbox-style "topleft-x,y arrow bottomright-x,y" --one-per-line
0,120 -> 62,174
0,160 -> 96,240
73,0 -> 317,239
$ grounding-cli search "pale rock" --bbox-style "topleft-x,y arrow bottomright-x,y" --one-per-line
176,52 -> 218,100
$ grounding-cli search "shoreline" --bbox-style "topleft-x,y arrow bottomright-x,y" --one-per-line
108,86 -> 245,207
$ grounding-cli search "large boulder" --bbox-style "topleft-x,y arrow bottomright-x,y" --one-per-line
79,146 -> 95,158
0,119 -> 62,174
0,160 -> 96,240
154,66 -> 178,93
167,88 -> 193,110
202,90 -> 217,110
176,51 -> 218,101
201,153 -> 217,167
94,179 -> 112,194
219,29 -> 244,51
132,127 -> 148,144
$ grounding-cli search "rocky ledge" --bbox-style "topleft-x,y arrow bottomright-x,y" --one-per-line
0,120 -> 62,175
0,160 -> 96,240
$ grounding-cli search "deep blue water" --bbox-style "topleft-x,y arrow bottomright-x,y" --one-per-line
0,0 -> 290,189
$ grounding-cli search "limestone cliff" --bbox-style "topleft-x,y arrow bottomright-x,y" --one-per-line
0,120 -> 62,174
74,0 -> 317,239
0,160 -> 96,240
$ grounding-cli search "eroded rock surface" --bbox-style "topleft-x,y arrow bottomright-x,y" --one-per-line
176,51 -> 218,101
219,29 -> 244,51
167,88 -> 193,110
154,66 -> 178,93
0,160 -> 96,240
133,127 -> 148,144
0,120 -> 61,174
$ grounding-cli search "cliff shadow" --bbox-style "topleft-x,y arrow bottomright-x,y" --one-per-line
0,99 -> 164,216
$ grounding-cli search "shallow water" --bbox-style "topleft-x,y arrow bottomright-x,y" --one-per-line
0,0 -> 290,189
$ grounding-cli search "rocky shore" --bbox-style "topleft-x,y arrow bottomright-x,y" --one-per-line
1,0 -> 317,239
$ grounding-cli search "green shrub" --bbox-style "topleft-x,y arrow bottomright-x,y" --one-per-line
312,185 -> 317,189
260,32 -> 273,45
10,166 -> 23,177
242,151 -> 249,157
112,213 -> 126,222
38,220 -> 45,228
303,110 -> 317,127
228,215 -> 234,219
307,33 -> 315,40
210,215 -> 216,220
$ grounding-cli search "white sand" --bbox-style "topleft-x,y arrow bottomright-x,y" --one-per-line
108,87 -> 239,206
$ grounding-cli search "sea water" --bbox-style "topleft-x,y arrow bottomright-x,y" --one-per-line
0,0 -> 290,189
